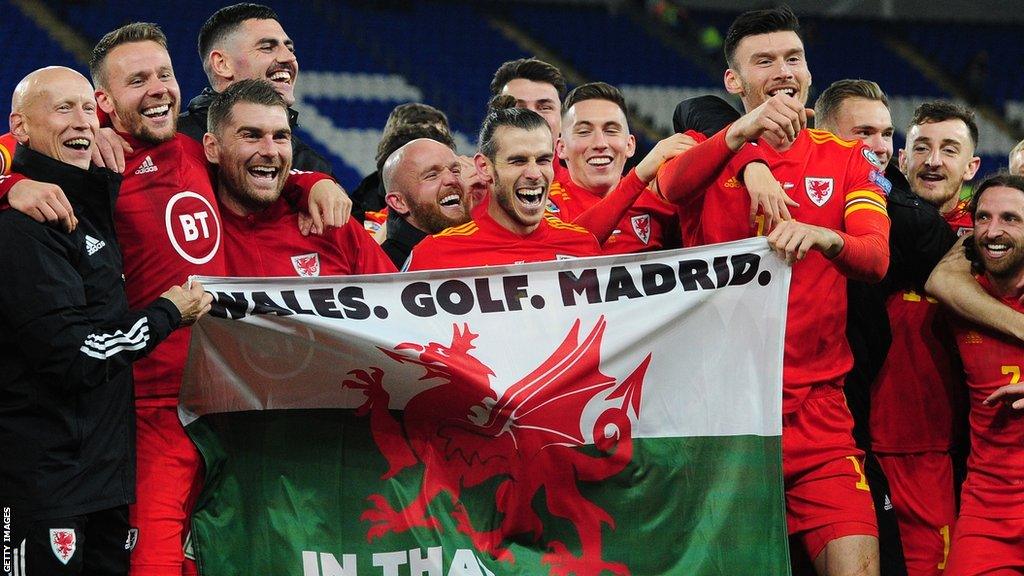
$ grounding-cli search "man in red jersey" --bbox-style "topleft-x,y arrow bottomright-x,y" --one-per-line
88,23 -> 337,576
658,7 -> 890,575
871,101 -> 981,576
205,79 -> 395,276
549,81 -> 692,253
406,107 -> 600,271
943,173 -> 1024,575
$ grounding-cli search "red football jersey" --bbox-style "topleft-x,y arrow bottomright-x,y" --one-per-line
953,276 -> 1024,518
870,209 -> 972,453
405,211 -> 602,272
674,129 -> 890,413
221,196 -> 396,277
115,133 -> 228,400
946,198 -> 974,237
548,168 -> 680,254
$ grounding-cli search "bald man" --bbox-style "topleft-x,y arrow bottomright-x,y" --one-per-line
379,137 -> 471,268
1010,139 -> 1024,176
0,67 -> 210,576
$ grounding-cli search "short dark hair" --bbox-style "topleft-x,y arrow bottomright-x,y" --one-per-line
90,22 -> 168,88
563,82 -> 628,117
724,5 -> 801,69
965,172 -> 1024,272
207,78 -> 287,135
198,3 -> 279,79
478,107 -> 549,161
908,101 -> 980,149
814,79 -> 889,132
376,124 -> 456,173
490,58 -> 566,98
383,102 -> 449,133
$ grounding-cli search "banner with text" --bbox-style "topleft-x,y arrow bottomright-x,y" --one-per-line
182,238 -> 791,576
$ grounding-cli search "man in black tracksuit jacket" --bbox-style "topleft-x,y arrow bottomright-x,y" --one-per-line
0,67 -> 207,575
179,4 -> 333,176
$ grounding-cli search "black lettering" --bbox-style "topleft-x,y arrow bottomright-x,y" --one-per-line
475,278 -> 505,313
559,269 -> 602,306
605,266 -> 643,301
677,260 -> 715,291
309,288 -> 346,319
251,291 -> 292,316
338,287 -> 370,319
437,280 -> 474,315
213,291 -> 250,319
281,290 -> 315,315
641,263 -> 676,295
712,256 -> 731,288
502,275 -> 530,311
729,253 -> 761,286
401,282 -> 437,318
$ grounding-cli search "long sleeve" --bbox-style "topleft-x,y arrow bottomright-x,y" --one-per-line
0,218 -> 180,388
831,149 -> 891,282
572,169 -> 647,244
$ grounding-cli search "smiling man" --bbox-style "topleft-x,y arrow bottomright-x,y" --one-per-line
379,137 -> 470,268
178,3 -> 334,176
405,106 -> 600,271
206,80 -> 395,277
944,173 -> 1024,575
657,7 -> 891,575
900,101 -> 980,234
550,82 -> 690,253
1,66 -> 209,576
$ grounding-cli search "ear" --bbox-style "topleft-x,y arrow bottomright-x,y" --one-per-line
898,148 -> 908,175
555,135 -> 567,161
95,88 -> 115,116
203,132 -> 220,165
724,68 -> 744,96
9,112 -> 29,144
625,133 -> 636,159
209,49 -> 233,84
964,156 -> 982,181
474,152 -> 492,181
384,190 -> 409,215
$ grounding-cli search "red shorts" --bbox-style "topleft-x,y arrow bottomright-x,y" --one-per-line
944,514 -> 1024,575
783,384 -> 878,560
130,400 -> 203,576
876,452 -> 956,576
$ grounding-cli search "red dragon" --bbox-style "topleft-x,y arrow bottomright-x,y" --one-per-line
343,316 -> 650,576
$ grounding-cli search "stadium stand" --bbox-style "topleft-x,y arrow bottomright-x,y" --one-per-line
1,0 -> 1021,187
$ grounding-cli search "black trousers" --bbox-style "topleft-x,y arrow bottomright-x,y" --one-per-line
6,505 -> 133,576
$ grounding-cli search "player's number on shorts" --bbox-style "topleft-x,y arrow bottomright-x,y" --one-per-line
754,214 -> 766,237
1001,365 -> 1021,385
937,524 -> 950,569
845,456 -> 870,491
902,290 -> 937,304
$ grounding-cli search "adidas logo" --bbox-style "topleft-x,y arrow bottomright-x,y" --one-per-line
85,234 -> 106,255
134,156 -> 158,174
883,495 -> 893,511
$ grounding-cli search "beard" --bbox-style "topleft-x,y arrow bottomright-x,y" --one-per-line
112,98 -> 178,144
407,190 -> 469,234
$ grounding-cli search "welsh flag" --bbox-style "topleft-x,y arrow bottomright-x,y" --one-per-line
181,238 -> 791,575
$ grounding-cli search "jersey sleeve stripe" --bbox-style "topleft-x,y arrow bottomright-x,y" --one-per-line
845,201 -> 889,218
434,222 -> 478,237
845,190 -> 887,205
